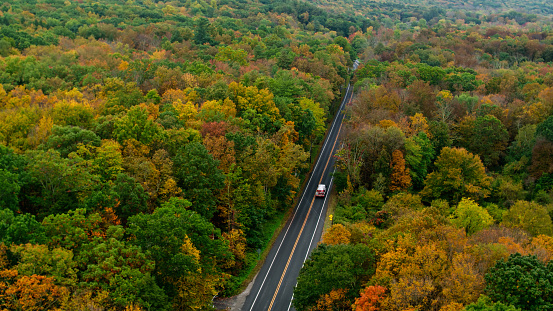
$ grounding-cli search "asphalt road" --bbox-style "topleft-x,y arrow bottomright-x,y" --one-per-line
242,74 -> 355,311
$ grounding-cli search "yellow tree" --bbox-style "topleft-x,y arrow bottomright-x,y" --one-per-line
537,86 -> 553,118
200,98 -> 237,120
11,244 -> 77,287
450,198 -> 493,236
173,99 -> 198,123
0,272 -> 69,311
436,90 -> 453,123
408,113 -> 429,137
91,139 -> 124,181
275,139 -> 309,202
228,82 -> 281,122
0,106 -> 41,150
172,235 -> 226,310
242,137 -> 279,193
440,252 -> 485,305
389,149 -> 412,192
371,86 -> 402,113
528,235 -> 553,262
125,304 -> 144,311
122,140 -> 180,208
25,116 -> 53,149
379,119 -> 399,129
50,99 -> 94,128
221,229 -> 247,272
314,288 -> 350,311
322,224 -> 351,245
273,121 -> 299,146
375,234 -> 449,311
161,88 -> 199,105
298,97 -> 326,139
502,200 -> 553,236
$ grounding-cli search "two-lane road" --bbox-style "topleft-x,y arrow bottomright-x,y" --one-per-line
242,79 -> 355,311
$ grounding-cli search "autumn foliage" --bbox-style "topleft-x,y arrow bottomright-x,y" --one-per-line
2,0 -> 553,309
353,285 -> 387,311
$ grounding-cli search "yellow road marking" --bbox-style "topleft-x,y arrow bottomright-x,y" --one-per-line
267,120 -> 344,311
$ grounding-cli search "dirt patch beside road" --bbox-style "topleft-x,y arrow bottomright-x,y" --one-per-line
213,273 -> 257,311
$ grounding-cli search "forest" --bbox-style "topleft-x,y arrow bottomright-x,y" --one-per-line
0,0 -> 552,310
292,0 -> 553,310
0,0 -> 350,309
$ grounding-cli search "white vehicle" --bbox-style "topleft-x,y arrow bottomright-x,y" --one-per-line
316,184 -> 326,197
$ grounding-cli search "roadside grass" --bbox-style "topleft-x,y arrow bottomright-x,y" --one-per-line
225,80 -> 350,296
322,186 -> 338,235
223,209 -> 287,296
224,142 -> 323,296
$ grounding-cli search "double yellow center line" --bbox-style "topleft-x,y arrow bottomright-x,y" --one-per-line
266,120 -> 344,311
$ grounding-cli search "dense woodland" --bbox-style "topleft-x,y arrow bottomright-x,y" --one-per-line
293,1 -> 553,311
0,0 -> 351,309
0,0 -> 553,310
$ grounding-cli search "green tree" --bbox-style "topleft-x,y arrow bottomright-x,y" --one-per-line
25,149 -> 97,215
215,45 -> 248,66
269,70 -> 306,100
450,198 -> 494,235
100,78 -> 144,114
297,97 -> 326,141
127,199 -> 231,307
485,253 -> 553,310
293,244 -> 376,311
79,228 -> 169,310
358,125 -> 405,191
456,93 -> 479,115
0,209 -> 45,245
11,243 -> 77,287
355,188 -> 385,219
194,17 -> 211,45
536,115 -> 553,142
455,115 -> 509,168
0,169 -> 20,211
428,120 -> 452,156
114,106 -> 164,146
40,125 -> 101,157
445,72 -> 479,92
111,173 -> 149,222
507,124 -> 536,162
405,131 -> 435,190
464,295 -> 520,311
416,63 -> 446,86
0,144 -> 27,173
277,48 -> 297,69
173,142 -> 225,220
333,36 -> 351,53
83,172 -> 149,224
421,147 -> 492,204
42,209 -> 103,258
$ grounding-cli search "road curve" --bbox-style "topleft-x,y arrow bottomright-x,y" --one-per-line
242,76 -> 355,311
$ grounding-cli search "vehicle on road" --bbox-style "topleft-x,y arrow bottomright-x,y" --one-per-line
316,184 -> 326,197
